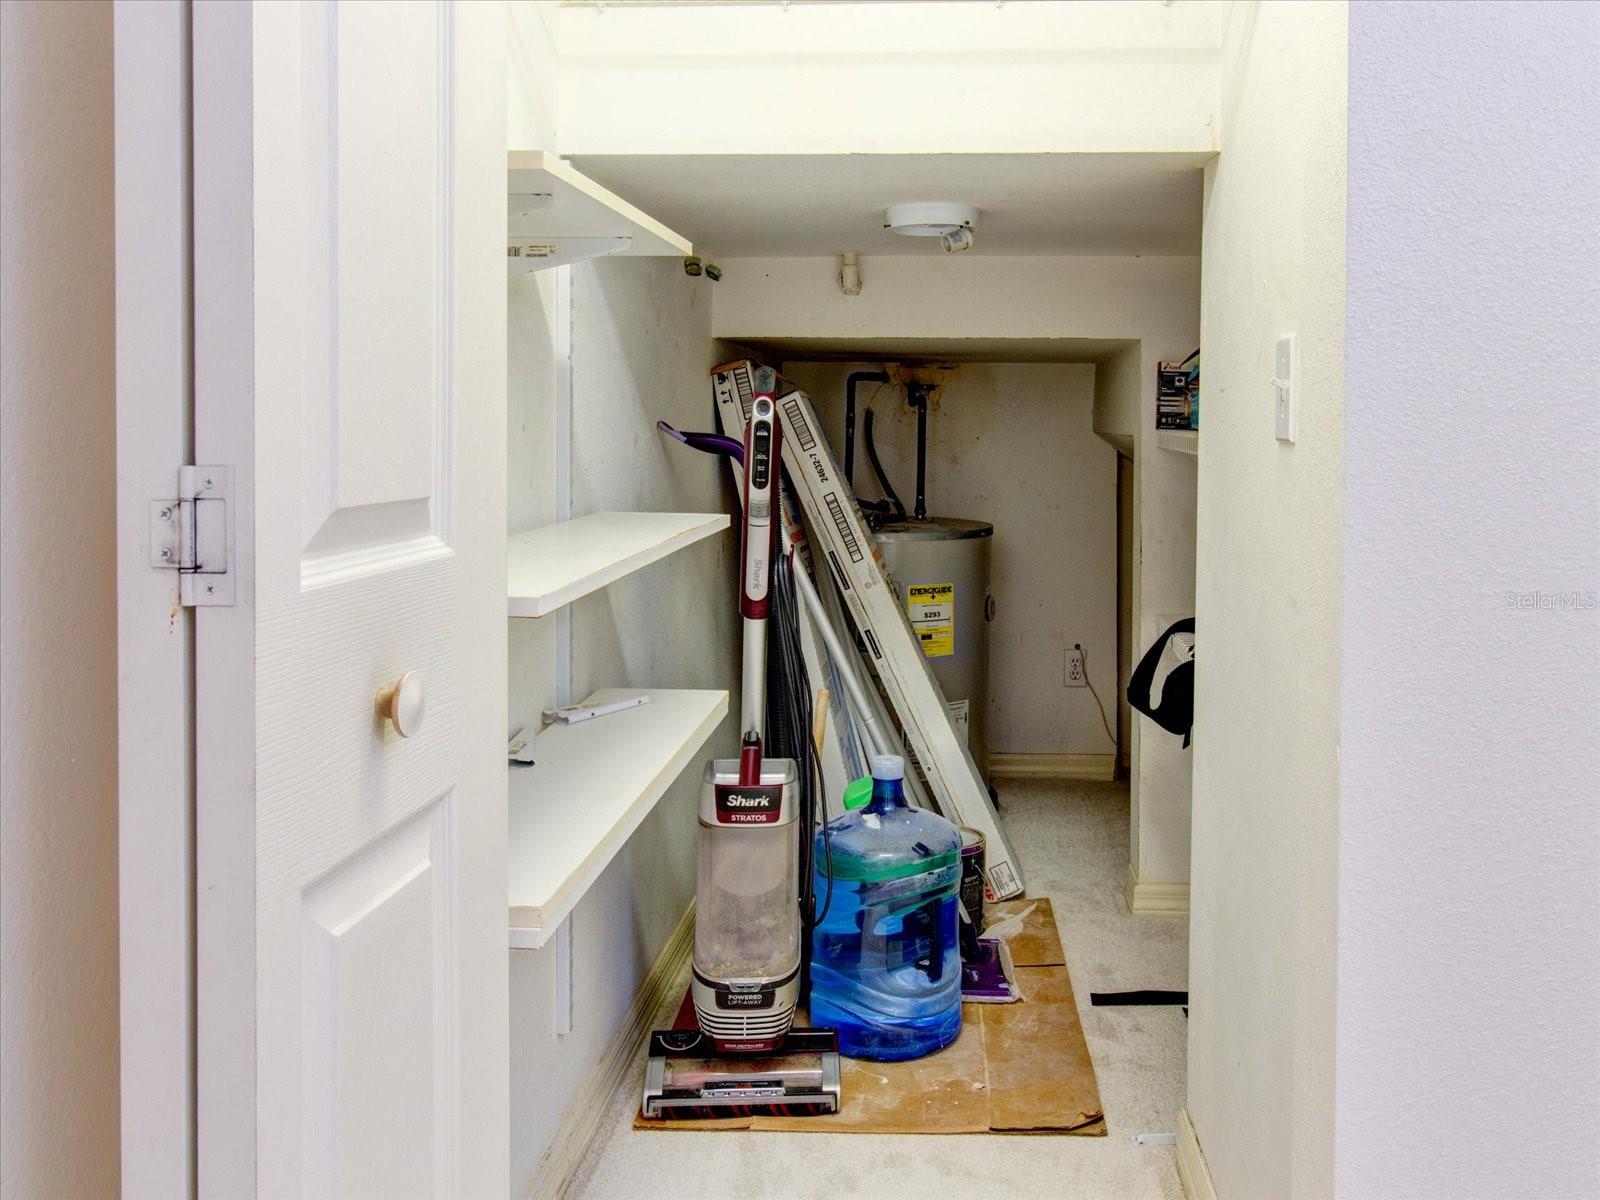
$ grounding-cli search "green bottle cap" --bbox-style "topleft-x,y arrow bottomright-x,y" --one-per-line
842,776 -> 873,811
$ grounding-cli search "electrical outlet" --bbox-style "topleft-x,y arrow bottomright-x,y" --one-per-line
1065,647 -> 1087,687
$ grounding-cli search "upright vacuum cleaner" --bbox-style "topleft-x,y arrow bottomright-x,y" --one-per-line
642,372 -> 842,1120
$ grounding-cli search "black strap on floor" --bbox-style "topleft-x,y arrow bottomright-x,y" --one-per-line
1090,990 -> 1188,1007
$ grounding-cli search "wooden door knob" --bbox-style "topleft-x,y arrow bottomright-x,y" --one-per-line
376,671 -> 426,738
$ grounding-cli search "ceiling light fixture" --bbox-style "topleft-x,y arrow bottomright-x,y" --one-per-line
884,202 -> 978,253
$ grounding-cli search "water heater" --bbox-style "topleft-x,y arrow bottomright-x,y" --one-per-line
874,517 -> 994,785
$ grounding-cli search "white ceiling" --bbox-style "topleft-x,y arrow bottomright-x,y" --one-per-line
570,152 -> 1208,259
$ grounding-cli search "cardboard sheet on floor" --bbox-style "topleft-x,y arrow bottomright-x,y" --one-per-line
635,899 -> 1105,1136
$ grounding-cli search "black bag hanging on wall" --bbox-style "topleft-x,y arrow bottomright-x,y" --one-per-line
1127,617 -> 1195,747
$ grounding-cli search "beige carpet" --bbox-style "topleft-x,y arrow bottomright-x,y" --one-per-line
567,779 -> 1189,1200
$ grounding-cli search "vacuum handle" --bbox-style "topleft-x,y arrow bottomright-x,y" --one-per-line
739,396 -> 780,620
739,394 -> 781,743
738,730 -> 763,786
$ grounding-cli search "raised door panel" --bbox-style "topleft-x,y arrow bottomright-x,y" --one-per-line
301,798 -> 455,1199
290,0 -> 452,581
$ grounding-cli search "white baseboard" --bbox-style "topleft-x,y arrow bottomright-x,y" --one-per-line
988,752 -> 1116,781
1177,1109 -> 1221,1200
1124,863 -> 1190,915
521,903 -> 696,1200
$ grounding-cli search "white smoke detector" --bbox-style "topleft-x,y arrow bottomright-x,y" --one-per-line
884,202 -> 978,253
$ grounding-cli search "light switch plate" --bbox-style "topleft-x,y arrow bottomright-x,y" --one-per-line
1274,334 -> 1298,443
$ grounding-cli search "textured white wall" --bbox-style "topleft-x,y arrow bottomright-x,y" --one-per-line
505,10 -> 739,1187
0,2 -> 122,1195
1338,4 -> 1600,1197
714,255 -> 1199,883
713,255 -> 1197,349
1092,343 -> 1141,448
1130,360 -> 1198,888
785,361 -> 1118,759
1186,3 -> 1346,1197
505,6 -> 576,1186
507,0 -> 563,745
557,1 -> 1223,156
508,253 -> 734,1193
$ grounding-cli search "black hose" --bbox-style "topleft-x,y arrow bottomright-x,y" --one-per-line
844,371 -> 889,488
862,409 -> 907,521
771,551 -> 818,998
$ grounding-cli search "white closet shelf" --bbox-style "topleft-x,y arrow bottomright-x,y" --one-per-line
508,687 -> 728,949
1157,429 -> 1199,456
507,150 -> 692,272
507,511 -> 730,618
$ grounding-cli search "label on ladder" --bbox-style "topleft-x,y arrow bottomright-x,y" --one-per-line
946,698 -> 970,745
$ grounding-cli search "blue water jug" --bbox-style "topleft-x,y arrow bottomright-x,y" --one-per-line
809,754 -> 963,1061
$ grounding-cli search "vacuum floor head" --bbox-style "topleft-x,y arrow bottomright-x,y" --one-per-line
641,1027 -> 841,1120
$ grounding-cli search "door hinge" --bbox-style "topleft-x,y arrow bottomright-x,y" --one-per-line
150,466 -> 235,606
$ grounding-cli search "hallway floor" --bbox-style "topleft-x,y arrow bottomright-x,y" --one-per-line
568,779 -> 1189,1200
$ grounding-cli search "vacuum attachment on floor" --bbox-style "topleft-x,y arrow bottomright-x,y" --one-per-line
641,1028 -> 841,1120
960,936 -> 1021,1003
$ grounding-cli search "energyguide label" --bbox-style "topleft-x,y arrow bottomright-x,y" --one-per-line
906,583 -> 956,658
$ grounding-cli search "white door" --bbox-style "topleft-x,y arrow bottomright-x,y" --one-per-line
187,2 -> 508,1195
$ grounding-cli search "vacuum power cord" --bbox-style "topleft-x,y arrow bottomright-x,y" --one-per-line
1075,642 -> 1119,753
